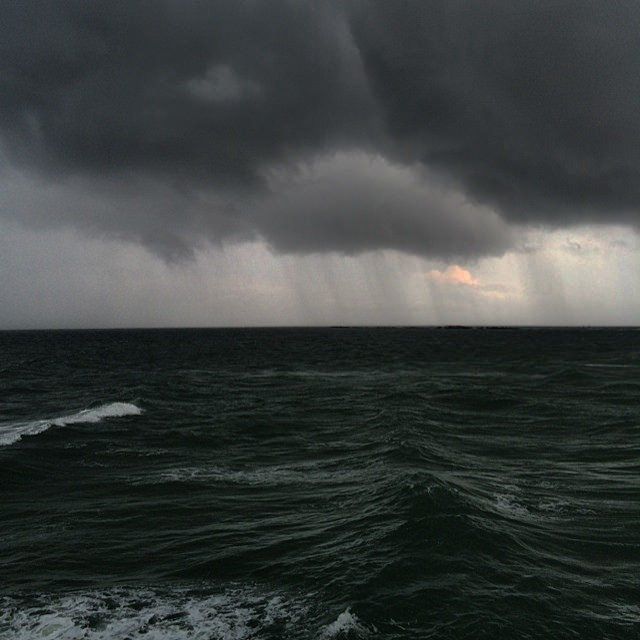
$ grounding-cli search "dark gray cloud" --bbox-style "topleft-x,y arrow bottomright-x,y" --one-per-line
350,1 -> 640,224
0,1 -> 375,181
1,1 -> 639,259
257,152 -> 512,258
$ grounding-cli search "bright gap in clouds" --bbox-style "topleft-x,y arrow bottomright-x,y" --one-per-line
0,221 -> 637,329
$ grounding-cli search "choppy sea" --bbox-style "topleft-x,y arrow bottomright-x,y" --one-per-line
1,328 -> 638,639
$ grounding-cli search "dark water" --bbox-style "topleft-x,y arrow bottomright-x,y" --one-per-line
1,328 -> 639,639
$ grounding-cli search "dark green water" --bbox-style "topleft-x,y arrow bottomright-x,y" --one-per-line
1,328 -> 639,638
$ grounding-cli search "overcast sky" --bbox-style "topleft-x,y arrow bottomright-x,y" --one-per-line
1,1 -> 639,328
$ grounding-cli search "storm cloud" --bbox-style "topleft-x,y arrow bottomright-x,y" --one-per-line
1,1 -> 639,258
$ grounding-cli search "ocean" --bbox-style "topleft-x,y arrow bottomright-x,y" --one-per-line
1,327 -> 638,639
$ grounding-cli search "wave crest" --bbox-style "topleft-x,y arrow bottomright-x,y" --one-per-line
321,608 -> 373,638
0,402 -> 142,447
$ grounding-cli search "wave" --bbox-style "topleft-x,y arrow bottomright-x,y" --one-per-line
0,585 -> 309,640
321,608 -> 374,638
0,402 -> 142,447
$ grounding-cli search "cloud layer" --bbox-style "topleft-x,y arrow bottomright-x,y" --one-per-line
1,1 -> 639,258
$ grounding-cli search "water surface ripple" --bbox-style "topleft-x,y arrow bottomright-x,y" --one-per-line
0,328 -> 638,638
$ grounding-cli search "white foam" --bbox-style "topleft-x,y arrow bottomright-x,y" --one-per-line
537,498 -> 572,514
0,586 -> 309,640
0,402 -> 142,447
126,463 -> 384,486
132,463 -> 378,487
321,608 -> 373,638
493,494 -> 532,520
537,498 -> 595,516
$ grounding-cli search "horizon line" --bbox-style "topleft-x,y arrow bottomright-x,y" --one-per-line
1,324 -> 638,332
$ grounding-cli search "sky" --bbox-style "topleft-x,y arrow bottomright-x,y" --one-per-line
1,1 -> 639,328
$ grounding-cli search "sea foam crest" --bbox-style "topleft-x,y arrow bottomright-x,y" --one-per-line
0,402 -> 142,447
321,608 -> 373,638
0,586 -> 308,639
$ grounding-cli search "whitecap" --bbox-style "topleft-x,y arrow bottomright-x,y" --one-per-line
0,585 -> 309,640
320,608 -> 373,638
0,402 -> 142,447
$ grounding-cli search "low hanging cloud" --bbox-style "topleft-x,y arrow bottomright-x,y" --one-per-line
257,152 -> 512,258
1,1 -> 639,260
0,151 -> 513,260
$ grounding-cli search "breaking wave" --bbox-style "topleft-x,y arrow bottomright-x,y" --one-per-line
321,608 -> 374,638
0,402 -> 142,447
